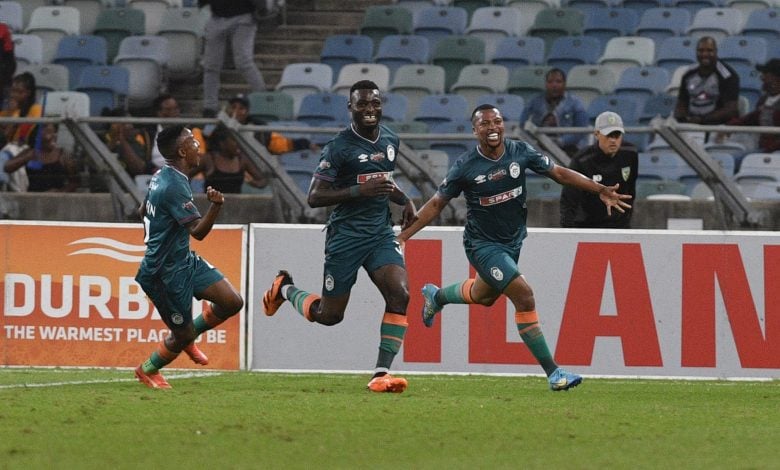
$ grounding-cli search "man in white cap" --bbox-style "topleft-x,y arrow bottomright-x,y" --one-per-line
560,111 -> 638,228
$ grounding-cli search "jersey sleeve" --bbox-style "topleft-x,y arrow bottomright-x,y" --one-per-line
313,141 -> 339,183
165,182 -> 200,226
525,142 -> 555,174
437,159 -> 464,200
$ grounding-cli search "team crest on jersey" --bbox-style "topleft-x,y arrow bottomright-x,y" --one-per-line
509,162 -> 521,178
319,161 -> 331,170
592,174 -> 603,182
325,274 -> 335,292
387,145 -> 395,162
622,166 -> 631,181
488,168 -> 507,182
171,313 -> 184,325
491,267 -> 504,281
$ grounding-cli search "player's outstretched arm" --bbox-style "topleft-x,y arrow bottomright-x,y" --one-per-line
397,193 -> 449,244
547,164 -> 632,216
188,186 -> 224,240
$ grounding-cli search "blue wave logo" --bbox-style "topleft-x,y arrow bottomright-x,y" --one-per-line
67,237 -> 145,262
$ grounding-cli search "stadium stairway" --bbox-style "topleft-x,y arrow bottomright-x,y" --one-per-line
174,0 -> 393,116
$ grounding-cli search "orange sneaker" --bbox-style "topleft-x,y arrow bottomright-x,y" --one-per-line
367,374 -> 408,393
263,270 -> 293,316
183,342 -> 209,365
134,365 -> 171,389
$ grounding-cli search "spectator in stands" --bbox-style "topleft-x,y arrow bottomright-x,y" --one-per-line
199,0 -> 267,117
3,123 -> 79,192
1,72 -> 41,147
101,107 -> 155,177
194,123 -> 268,193
674,36 -> 740,127
724,58 -> 780,153
520,68 -> 588,157
560,111 -> 637,229
0,22 -> 16,109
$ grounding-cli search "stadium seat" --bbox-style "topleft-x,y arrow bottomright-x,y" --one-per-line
393,173 -> 422,199
11,34 -> 44,66
93,8 -> 146,63
113,35 -> 169,109
474,93 -> 525,123
734,153 -> 780,199
380,92 -> 409,123
635,7 -> 691,44
723,0 -> 774,17
374,34 -> 431,78
74,64 -> 129,115
296,92 -> 349,126
527,8 -> 585,55
732,63 -> 764,109
582,7 -> 640,45
276,63 -> 334,116
414,148 -> 450,182
319,34 -> 374,79
566,64 -> 618,106
450,64 -> 509,111
389,64 -> 446,117
546,36 -> 603,74
686,8 -> 743,40
17,0 -> 48,28
506,0 -> 561,34
506,65 -> 552,102
53,35 -> 108,87
414,94 -> 470,126
586,94 -> 642,125
127,0 -> 177,35
674,0 -> 722,16
636,179 -> 688,198
465,7 -> 525,57
43,90 -> 91,117
280,149 -> 320,172
525,174 -> 562,199
428,119 -> 473,163
248,91 -> 294,123
62,0 -> 108,35
598,36 -> 656,79
17,63 -> 70,95
655,36 -> 697,74
490,36 -> 546,69
157,7 -> 204,80
359,5 -> 414,48
0,1 -> 23,33
385,120 -> 430,149
431,35 -> 486,91
25,6 -> 82,64
331,63 -> 391,97
639,151 -> 692,180
639,93 -> 677,123
412,6 -> 469,46
718,36 -> 768,68
614,66 -> 671,105
740,8 -> 780,43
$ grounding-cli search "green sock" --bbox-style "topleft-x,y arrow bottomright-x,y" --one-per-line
193,315 -> 209,335
517,322 -> 557,376
436,281 -> 469,306
287,286 -> 311,318
141,351 -> 170,374
376,313 -> 408,369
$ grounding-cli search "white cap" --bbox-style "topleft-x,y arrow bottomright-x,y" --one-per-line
595,111 -> 624,135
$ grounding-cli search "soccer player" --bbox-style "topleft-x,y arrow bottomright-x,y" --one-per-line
262,80 -> 417,393
134,125 -> 244,389
397,104 -> 632,391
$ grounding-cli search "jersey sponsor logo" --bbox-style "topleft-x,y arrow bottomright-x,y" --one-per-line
490,267 -> 504,281
509,162 -> 520,178
479,186 -> 523,206
357,171 -> 393,184
487,168 -> 507,182
622,166 -> 631,181
387,145 -> 395,162
370,152 -> 385,162
324,274 -> 335,292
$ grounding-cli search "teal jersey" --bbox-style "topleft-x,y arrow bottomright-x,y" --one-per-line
314,124 -> 400,237
438,138 -> 554,249
138,165 -> 201,277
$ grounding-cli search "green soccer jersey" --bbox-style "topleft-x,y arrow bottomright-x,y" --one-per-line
438,138 -> 554,249
314,124 -> 400,237
138,165 -> 201,277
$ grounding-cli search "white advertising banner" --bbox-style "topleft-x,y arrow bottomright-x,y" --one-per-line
249,224 -> 780,379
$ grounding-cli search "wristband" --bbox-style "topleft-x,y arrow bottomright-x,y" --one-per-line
349,185 -> 361,198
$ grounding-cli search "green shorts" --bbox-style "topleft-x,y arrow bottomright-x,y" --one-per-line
135,253 -> 224,330
322,228 -> 404,296
464,239 -> 522,293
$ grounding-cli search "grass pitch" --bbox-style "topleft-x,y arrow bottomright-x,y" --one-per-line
0,369 -> 778,469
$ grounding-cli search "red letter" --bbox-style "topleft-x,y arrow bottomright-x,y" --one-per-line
403,239 -> 442,363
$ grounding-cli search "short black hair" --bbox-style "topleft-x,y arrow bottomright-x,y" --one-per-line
545,68 -> 566,81
152,93 -> 175,113
156,124 -> 187,160
471,103 -> 498,122
349,80 -> 379,96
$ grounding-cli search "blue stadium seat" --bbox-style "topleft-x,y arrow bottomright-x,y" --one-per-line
280,149 -> 320,172
731,63 -> 764,109
639,93 -> 677,123
546,36 -> 603,74
414,94 -> 470,126
623,0 -> 666,17
614,66 -> 671,105
490,36 -> 546,69
639,151 -> 693,181
654,36 -> 697,74
53,35 -> 108,87
359,5 -> 414,48
75,64 -> 129,115
430,35 -> 486,91
740,8 -> 780,43
635,7 -> 691,44
428,119 -> 473,163
718,35 -> 768,68
673,0 -> 722,16
413,6 -> 469,46
296,92 -> 350,127
686,7 -> 744,41
319,34 -> 374,79
586,94 -> 643,124
582,7 -> 640,45
374,34 -> 431,78
380,92 -> 409,122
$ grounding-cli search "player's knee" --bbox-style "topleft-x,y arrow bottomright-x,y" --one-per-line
318,311 -> 344,326
226,293 -> 244,316
386,287 -> 410,313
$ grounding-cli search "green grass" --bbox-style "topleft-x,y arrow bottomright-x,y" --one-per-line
1,369 -> 778,469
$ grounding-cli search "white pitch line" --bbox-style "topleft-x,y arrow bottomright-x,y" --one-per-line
0,371 -> 223,389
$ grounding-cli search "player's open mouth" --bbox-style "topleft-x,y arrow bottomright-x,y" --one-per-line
487,132 -> 500,143
363,115 -> 377,124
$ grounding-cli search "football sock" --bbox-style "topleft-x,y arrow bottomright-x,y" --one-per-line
376,312 -> 408,369
141,342 -> 180,374
515,310 -> 558,376
286,286 -> 320,322
436,279 -> 476,306
193,302 -> 222,335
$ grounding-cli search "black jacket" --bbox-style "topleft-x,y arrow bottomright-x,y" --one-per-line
560,142 -> 638,229
198,0 -> 255,18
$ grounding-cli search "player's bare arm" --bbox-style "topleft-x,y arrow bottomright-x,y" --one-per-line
188,186 -> 223,240
308,176 -> 395,208
397,193 -> 449,244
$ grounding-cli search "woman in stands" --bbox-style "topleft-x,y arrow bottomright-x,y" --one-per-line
0,72 -> 41,148
193,123 -> 267,194
3,122 -> 79,192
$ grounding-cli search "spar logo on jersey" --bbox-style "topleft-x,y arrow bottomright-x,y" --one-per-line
487,168 -> 507,182
357,171 -> 393,184
509,162 -> 521,178
479,187 -> 523,206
